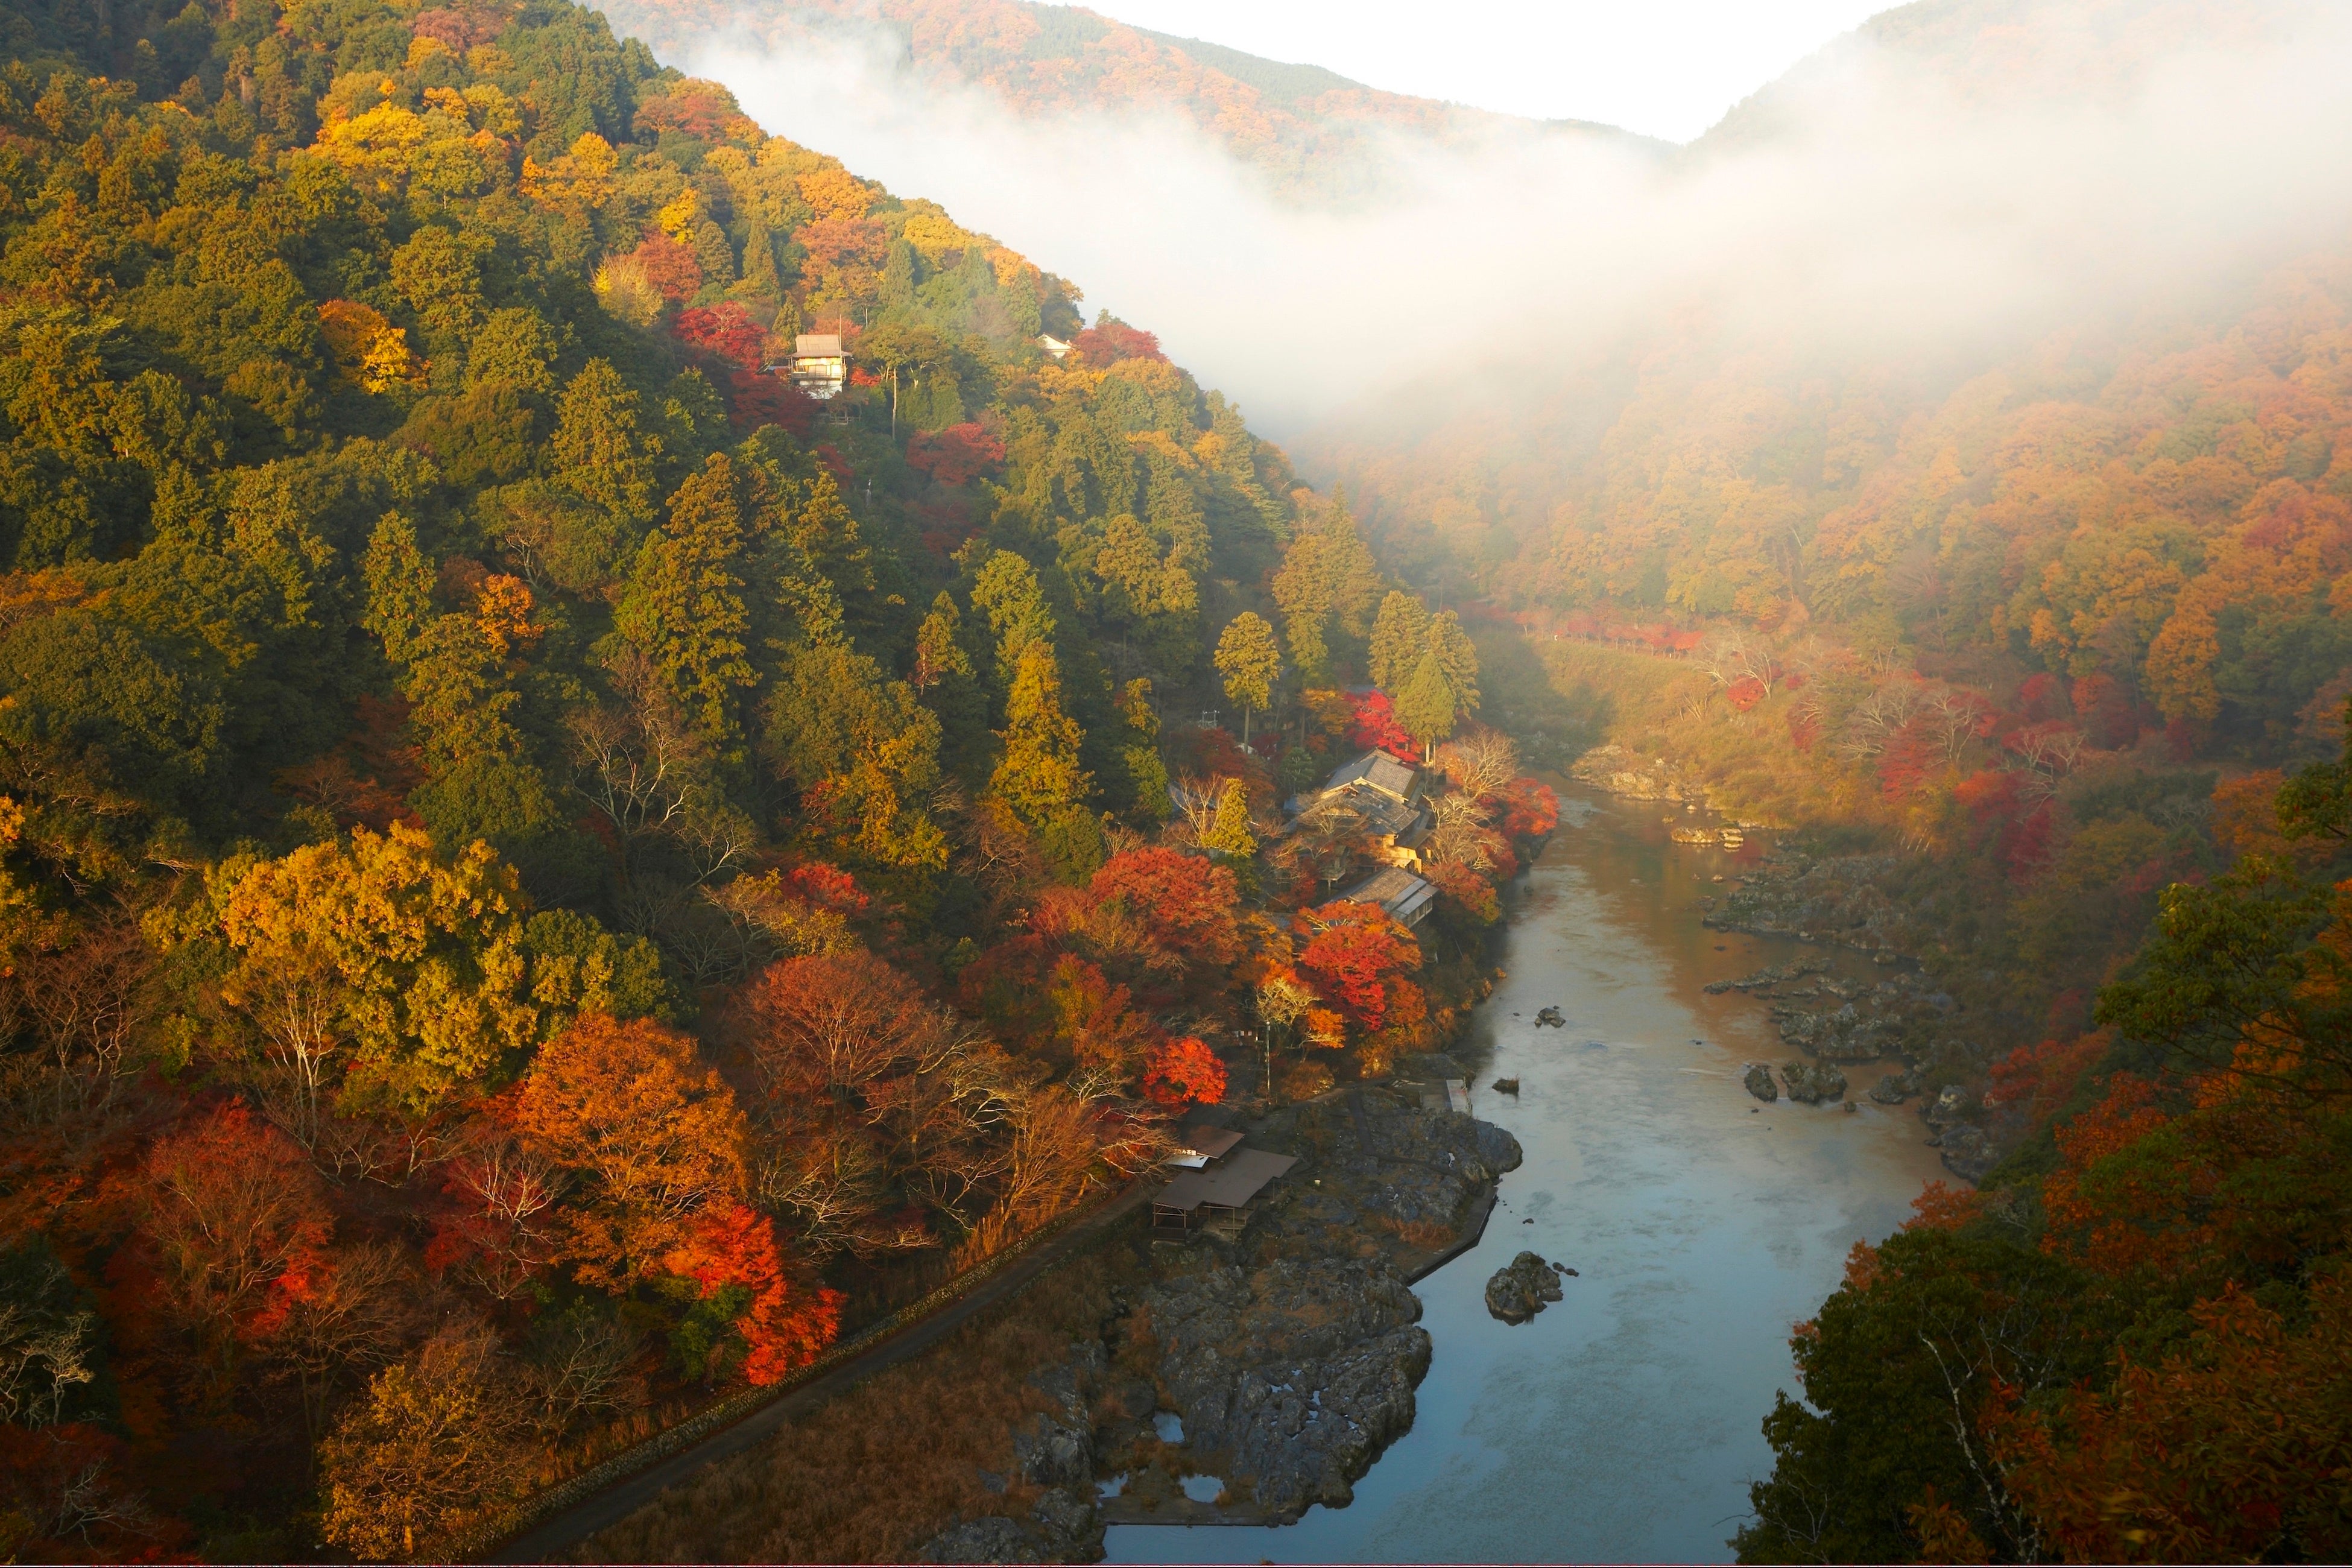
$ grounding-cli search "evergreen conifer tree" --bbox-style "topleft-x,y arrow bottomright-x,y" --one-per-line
1116,677 -> 1171,823
880,239 -> 917,308
1368,591 -> 1429,694
990,642 -> 1090,825
1394,645 -> 1459,759
1427,609 -> 1481,715
972,550 -> 1057,691
617,454 -> 757,747
735,223 -> 784,312
1214,612 -> 1281,745
912,592 -> 973,692
552,359 -> 662,524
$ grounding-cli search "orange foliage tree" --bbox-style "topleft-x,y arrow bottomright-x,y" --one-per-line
1987,1276 -> 2352,1564
1086,847 -> 1245,970
516,1015 -> 748,1288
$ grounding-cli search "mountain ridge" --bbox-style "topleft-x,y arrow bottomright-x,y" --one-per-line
595,0 -> 1668,197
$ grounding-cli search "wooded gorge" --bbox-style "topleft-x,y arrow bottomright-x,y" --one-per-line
1,0 -> 2348,1561
1321,8 -> 2352,1555
0,0 -> 1556,1558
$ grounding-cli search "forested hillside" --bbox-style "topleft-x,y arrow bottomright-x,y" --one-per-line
592,0 -> 1653,200
0,0 -> 1550,1558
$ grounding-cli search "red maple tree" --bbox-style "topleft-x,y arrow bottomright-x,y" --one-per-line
663,1200 -> 843,1385
1070,319 -> 1165,365
630,230 -> 703,304
1347,690 -> 1415,760
1141,1037 -> 1227,1107
1498,777 -> 1559,838
672,302 -> 767,370
905,423 -> 1006,485
1294,900 -> 1421,1030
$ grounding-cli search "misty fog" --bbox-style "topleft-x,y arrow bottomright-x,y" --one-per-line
658,5 -> 2352,442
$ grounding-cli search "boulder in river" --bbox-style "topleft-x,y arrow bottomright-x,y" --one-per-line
1927,1084 -> 1973,1123
1491,1077 -> 1520,1095
1781,1061 -> 1849,1105
1939,1124 -> 1999,1183
1534,1006 -> 1566,1028
1484,1251 -> 1567,1324
1743,1064 -> 1779,1102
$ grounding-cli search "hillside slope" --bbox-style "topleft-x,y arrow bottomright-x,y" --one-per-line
0,0 -> 1559,1558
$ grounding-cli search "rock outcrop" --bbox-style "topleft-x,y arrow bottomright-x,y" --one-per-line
1571,744 -> 1697,803
1743,1064 -> 1779,1102
918,1089 -> 1523,1552
1484,1251 -> 1567,1323
920,1514 -> 1036,1564
1781,1061 -> 1849,1105
1143,1254 -> 1430,1516
1245,1094 -> 1523,1254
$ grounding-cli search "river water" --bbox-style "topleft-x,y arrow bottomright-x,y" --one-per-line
1104,786 -> 1947,1565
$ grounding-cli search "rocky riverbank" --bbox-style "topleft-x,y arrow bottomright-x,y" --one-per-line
916,1090 -> 1523,1561
1566,769 -> 2012,1186
1697,939 -> 2006,1181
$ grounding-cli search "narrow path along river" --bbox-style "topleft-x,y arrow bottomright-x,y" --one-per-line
1105,786 -> 1947,1564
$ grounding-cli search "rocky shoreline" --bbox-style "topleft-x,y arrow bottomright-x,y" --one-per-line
917,1090 -> 1523,1561
1568,754 -> 2009,1184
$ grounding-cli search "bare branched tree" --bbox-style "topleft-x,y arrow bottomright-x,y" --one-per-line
0,1249 -> 97,1429
1838,680 -> 1927,763
566,649 -> 712,879
1924,686 -> 1994,767
2008,722 -> 2090,800
3,915 -> 149,1125
260,1241 -> 417,1445
441,1127 -> 562,1300
1435,727 -> 1519,803
519,1308 -> 645,1441
1699,630 -> 1782,696
224,944 -> 343,1154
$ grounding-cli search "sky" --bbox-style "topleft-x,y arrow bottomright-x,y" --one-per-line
1069,0 -> 1895,143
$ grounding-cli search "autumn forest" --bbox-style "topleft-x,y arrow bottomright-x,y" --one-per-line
1,0 -> 2349,1561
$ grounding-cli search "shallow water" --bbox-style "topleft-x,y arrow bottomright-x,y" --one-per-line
1105,788 -> 1946,1565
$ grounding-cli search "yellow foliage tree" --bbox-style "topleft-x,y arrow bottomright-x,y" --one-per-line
519,131 -> 616,214
218,823 -> 539,1130
317,301 -> 423,394
318,1325 -> 535,1563
795,164 -> 871,222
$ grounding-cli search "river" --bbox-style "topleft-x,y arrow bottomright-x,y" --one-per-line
1104,785 -> 1947,1565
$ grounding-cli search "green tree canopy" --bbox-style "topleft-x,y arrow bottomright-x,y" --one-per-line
1214,611 -> 1281,745
1367,590 -> 1429,694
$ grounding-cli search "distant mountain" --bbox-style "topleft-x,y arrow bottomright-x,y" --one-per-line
1703,0 -> 2313,145
595,0 -> 1664,197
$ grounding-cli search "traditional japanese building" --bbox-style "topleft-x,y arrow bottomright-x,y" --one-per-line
1285,750 -> 1435,868
1339,864 -> 1437,928
785,332 -> 850,399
